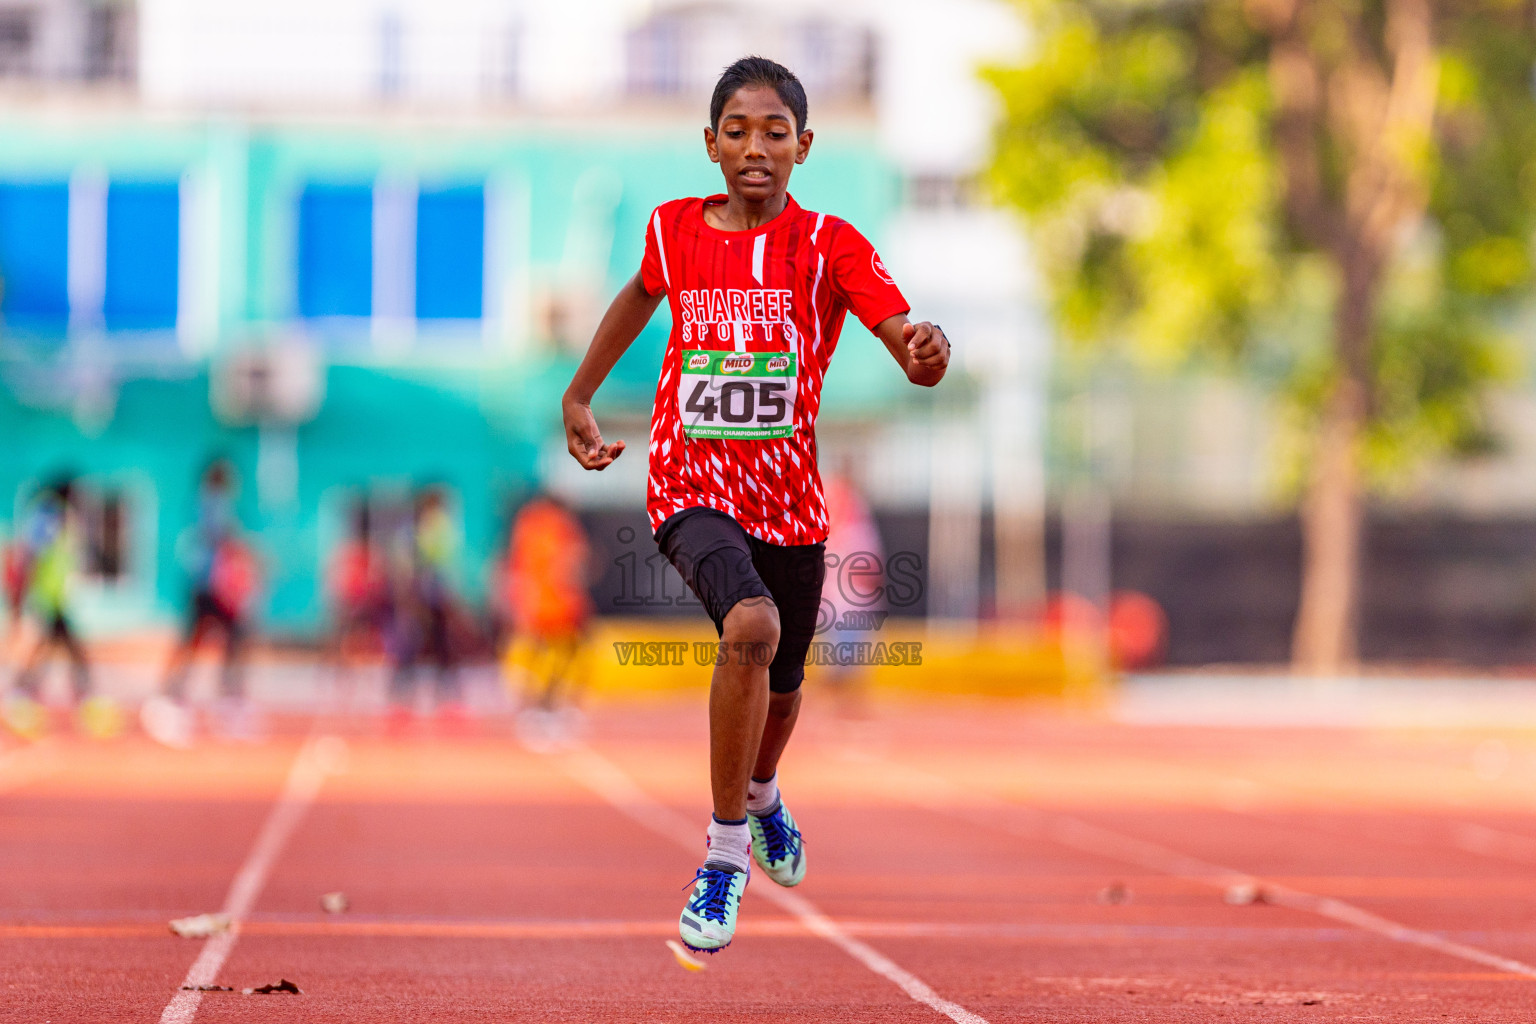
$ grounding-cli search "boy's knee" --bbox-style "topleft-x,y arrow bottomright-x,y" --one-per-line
723,597 -> 780,659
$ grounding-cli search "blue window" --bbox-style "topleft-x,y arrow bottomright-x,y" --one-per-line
298,184 -> 373,318
415,185 -> 484,320
0,182 -> 70,330
104,181 -> 180,331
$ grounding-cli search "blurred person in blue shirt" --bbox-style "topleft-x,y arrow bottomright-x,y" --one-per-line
384,486 -> 468,737
143,460 -> 260,746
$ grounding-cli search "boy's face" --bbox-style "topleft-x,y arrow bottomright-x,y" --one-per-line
705,86 -> 812,204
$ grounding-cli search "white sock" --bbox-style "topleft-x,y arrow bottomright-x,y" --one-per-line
705,815 -> 751,873
746,773 -> 780,816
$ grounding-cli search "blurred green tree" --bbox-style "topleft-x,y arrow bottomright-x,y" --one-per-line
987,0 -> 1536,672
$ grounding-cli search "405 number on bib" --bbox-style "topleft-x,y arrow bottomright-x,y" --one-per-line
679,350 -> 798,440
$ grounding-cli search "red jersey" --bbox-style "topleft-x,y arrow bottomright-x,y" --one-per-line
640,194 -> 908,545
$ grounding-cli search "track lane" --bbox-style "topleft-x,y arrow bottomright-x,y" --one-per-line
195,740 -> 976,1022
8,697 -> 1536,1021
1,798 -> 279,1019
201,810 -> 970,1019
159,733 -> 343,1023
560,745 -> 992,1024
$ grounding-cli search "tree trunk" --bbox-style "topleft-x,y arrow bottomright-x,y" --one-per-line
1290,375 -> 1366,674
1292,225 -> 1380,674
1282,0 -> 1437,675
1244,0 -> 1441,674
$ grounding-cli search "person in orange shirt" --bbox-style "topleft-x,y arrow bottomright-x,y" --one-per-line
500,493 -> 592,747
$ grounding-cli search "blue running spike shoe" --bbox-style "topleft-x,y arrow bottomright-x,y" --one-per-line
749,800 -> 806,887
678,863 -> 747,953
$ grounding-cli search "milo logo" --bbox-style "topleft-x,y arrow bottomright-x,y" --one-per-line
766,356 -> 790,372
687,353 -> 711,370
721,354 -> 754,374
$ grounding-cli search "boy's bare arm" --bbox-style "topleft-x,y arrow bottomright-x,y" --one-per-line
874,314 -> 949,388
563,272 -> 665,471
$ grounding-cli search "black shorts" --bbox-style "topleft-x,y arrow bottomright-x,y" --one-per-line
187,589 -> 241,638
655,507 -> 825,694
44,612 -> 75,642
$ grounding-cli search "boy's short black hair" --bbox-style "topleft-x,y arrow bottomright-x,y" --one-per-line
709,56 -> 808,135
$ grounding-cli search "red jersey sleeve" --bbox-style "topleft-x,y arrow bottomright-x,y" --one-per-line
639,205 -> 671,297
825,221 -> 910,332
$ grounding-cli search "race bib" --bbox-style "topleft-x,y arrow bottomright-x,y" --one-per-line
678,350 -> 798,440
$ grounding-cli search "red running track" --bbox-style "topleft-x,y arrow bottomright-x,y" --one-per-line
3,695 -> 1536,1021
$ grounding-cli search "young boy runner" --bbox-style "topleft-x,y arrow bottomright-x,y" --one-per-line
562,56 -> 950,953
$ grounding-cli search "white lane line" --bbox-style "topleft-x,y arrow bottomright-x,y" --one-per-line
562,747 -> 991,1024
1454,823 -> 1536,865
159,735 -> 346,1024
1100,748 -> 1536,876
877,759 -> 1536,980
1045,815 -> 1536,978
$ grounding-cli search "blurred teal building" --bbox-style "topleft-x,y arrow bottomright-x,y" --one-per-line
0,112 -> 902,638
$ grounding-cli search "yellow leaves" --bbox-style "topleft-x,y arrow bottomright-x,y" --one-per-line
1360,316 -> 1518,484
985,10 -> 1274,359
1106,27 -> 1191,104
1373,106 -> 1438,197
1126,74 -> 1281,365
1436,52 -> 1479,111
986,0 -> 1536,495
1520,158 -> 1536,205
1450,236 -> 1530,295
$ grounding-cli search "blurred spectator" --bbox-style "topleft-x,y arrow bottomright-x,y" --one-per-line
385,486 -> 467,736
3,479 -> 109,738
500,493 -> 591,748
144,460 -> 260,746
325,499 -> 390,674
4,518 -> 30,676
820,471 -> 884,717
3,527 -> 26,636
1037,591 -> 1168,670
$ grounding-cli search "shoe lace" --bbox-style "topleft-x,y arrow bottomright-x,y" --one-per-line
685,868 -> 737,924
757,807 -> 802,864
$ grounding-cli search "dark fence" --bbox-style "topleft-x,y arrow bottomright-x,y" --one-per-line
577,509 -> 1536,667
